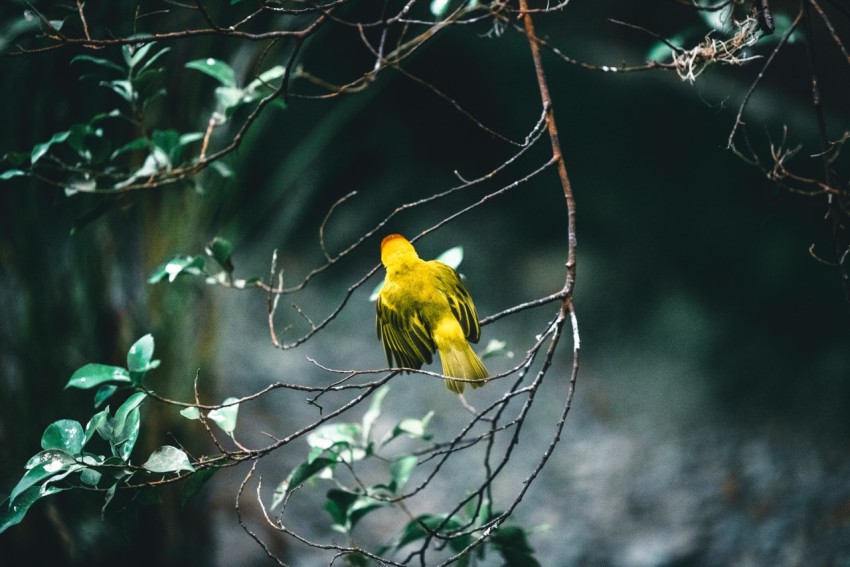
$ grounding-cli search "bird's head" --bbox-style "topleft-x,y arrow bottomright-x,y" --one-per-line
380,234 -> 418,266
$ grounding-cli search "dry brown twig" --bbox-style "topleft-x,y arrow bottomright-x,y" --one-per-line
672,12 -> 762,82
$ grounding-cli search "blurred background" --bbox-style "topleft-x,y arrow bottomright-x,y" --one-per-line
1,1 -> 849,565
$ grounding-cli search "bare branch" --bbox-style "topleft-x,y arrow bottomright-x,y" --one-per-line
727,6 -> 804,148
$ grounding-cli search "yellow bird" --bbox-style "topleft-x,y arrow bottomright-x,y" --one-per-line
376,234 -> 489,393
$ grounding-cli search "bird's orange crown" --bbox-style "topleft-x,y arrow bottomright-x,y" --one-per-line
381,234 -> 406,250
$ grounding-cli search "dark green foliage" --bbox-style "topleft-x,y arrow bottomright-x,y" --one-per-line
0,336 -> 195,534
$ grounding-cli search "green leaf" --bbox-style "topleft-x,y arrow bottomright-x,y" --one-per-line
109,393 -> 146,460
134,45 -> 171,77
48,18 -> 66,31
112,147 -> 170,190
349,497 -> 385,530
80,467 -> 102,486
89,109 -> 123,123
0,169 -> 27,180
380,411 -> 434,447
205,236 -> 234,273
127,334 -> 155,373
80,469 -> 103,486
479,338 -> 514,361
124,41 -> 155,70
435,245 -> 463,269
93,385 -> 119,408
180,407 -> 201,420
147,255 -> 207,283
64,177 -> 96,196
71,54 -> 125,74
214,85 -> 244,113
307,424 -> 366,463
392,514 -> 462,550
176,132 -> 204,163
256,66 -> 286,83
243,66 -> 286,101
369,280 -> 384,302
388,455 -> 417,494
41,420 -> 85,454
207,397 -> 240,434
398,414 -> 433,438
0,14 -> 41,55
324,489 -> 386,534
31,130 -> 70,164
361,385 -> 389,443
324,488 -> 358,531
117,413 -> 140,461
110,137 -> 151,160
101,456 -> 130,480
430,0 -> 451,17
142,446 -> 195,473
66,363 -> 131,390
65,123 -> 101,162
9,460 -> 70,505
99,79 -> 135,103
271,457 -> 338,509
181,468 -> 218,506
209,160 -> 234,178
24,449 -> 76,471
185,58 -> 237,87
0,484 -> 63,534
38,466 -> 80,490
308,422 -> 362,449
113,393 -> 146,436
464,496 -> 493,528
84,407 -> 113,444
79,454 -> 105,467
179,132 -> 204,146
491,525 -> 540,567
102,482 -> 117,515
208,64 -> 287,118
151,129 -> 179,158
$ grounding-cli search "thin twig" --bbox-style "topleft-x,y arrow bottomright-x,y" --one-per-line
75,0 -> 92,41
727,6 -> 803,148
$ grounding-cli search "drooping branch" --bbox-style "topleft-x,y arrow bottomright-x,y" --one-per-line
518,0 -> 578,299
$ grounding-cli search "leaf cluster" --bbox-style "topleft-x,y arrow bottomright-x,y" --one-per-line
0,42 -> 289,200
0,335 -> 196,533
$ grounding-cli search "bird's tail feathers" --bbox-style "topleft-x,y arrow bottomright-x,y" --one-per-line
439,342 -> 489,394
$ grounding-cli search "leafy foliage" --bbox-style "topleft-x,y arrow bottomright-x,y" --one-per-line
268,385 -> 541,563
185,57 -> 286,119
0,335 -> 195,534
147,236 -> 263,289
270,385 -> 431,514
0,42 -> 280,198
1,43 -> 202,194
1,337 -> 541,561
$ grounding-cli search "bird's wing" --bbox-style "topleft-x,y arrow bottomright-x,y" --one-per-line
376,292 -> 434,370
429,261 -> 481,343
